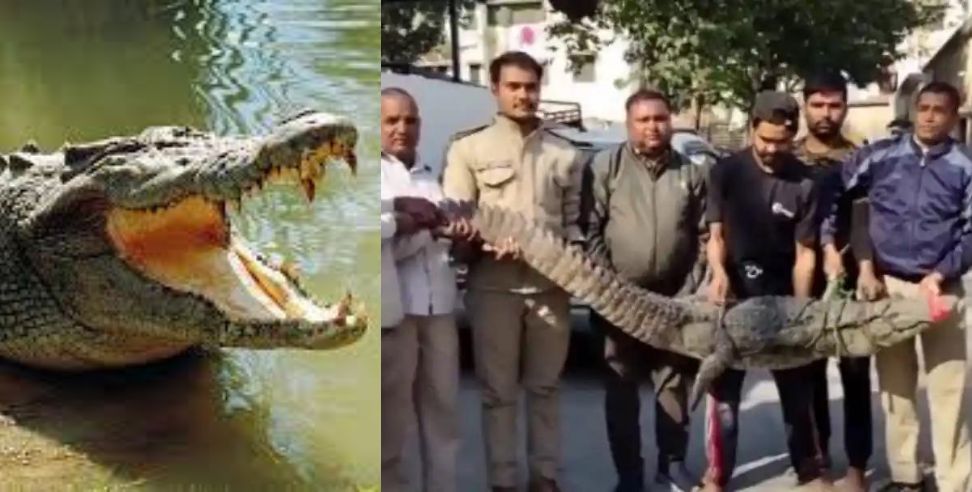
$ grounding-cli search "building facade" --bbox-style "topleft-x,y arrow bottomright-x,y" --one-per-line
411,0 -> 972,142
416,0 -> 637,124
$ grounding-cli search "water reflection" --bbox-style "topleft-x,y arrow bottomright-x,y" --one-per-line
0,0 -> 379,488
0,0 -> 207,148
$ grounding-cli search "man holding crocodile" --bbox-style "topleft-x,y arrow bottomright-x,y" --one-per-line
381,87 -> 462,492
702,90 -> 834,491
422,50 -> 966,490
442,51 -> 585,492
820,81 -> 971,492
795,71 -> 874,492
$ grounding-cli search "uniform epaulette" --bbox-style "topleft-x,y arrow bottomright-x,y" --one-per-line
542,127 -> 571,141
448,124 -> 489,144
542,128 -> 583,151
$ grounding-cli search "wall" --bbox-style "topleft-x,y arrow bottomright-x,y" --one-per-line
437,2 -> 636,123
538,35 -> 636,122
844,103 -> 895,143
921,31 -> 972,141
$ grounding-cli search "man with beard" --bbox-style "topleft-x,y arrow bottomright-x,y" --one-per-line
794,72 -> 873,492
442,51 -> 584,492
585,88 -> 707,492
702,91 -> 833,491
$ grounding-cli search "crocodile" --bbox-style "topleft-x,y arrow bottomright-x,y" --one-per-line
434,200 -> 960,407
0,110 -> 368,371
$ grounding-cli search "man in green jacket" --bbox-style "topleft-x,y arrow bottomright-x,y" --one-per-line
584,88 -> 708,492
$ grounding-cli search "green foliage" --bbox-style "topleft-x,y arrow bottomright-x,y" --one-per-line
548,0 -> 946,110
381,0 -> 475,66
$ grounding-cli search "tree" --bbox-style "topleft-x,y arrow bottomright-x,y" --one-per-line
381,0 -> 475,66
547,0 -> 945,112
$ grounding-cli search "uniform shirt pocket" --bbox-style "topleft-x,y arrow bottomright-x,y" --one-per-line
474,161 -> 516,202
475,161 -> 515,184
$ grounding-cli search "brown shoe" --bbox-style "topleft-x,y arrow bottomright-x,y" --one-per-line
528,477 -> 561,492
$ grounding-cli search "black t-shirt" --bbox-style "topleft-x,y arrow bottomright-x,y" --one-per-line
706,148 -> 819,296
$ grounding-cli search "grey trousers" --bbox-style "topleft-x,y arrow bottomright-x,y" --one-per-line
381,314 -> 460,492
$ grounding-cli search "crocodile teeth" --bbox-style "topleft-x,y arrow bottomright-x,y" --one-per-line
285,166 -> 301,183
280,261 -> 300,282
344,149 -> 357,175
299,156 -> 315,182
301,178 -> 315,202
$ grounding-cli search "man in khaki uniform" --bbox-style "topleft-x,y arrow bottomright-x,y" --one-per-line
442,51 -> 584,492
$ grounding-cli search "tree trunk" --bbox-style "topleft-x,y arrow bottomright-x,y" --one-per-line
693,93 -> 704,131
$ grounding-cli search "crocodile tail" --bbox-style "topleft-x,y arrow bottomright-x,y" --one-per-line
465,202 -> 691,343
690,317 -> 734,410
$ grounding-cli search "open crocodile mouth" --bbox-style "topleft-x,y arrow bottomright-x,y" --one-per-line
103,144 -> 359,326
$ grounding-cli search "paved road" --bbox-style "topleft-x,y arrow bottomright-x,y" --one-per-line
400,305 -> 972,491
454,362 -> 970,491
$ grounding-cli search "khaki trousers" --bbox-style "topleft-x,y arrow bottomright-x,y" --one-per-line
876,275 -> 970,492
381,314 -> 460,492
466,288 -> 571,487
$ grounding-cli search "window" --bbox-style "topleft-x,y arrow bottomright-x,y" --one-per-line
469,63 -> 482,84
510,3 -> 545,23
573,54 -> 596,83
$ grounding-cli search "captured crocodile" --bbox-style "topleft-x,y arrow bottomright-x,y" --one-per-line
434,200 -> 959,406
0,110 -> 367,371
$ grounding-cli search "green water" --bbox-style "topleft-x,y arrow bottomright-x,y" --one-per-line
0,0 -> 379,489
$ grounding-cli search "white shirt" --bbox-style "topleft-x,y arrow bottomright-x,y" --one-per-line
381,152 -> 458,316
380,198 -> 404,328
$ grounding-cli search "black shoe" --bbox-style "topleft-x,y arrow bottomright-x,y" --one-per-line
877,481 -> 924,492
614,471 -> 644,492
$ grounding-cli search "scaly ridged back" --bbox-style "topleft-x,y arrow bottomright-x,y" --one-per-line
469,203 -> 694,343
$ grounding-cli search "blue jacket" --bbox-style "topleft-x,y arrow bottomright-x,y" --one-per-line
820,133 -> 972,281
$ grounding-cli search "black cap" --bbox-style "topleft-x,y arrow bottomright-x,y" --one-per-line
752,91 -> 799,132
